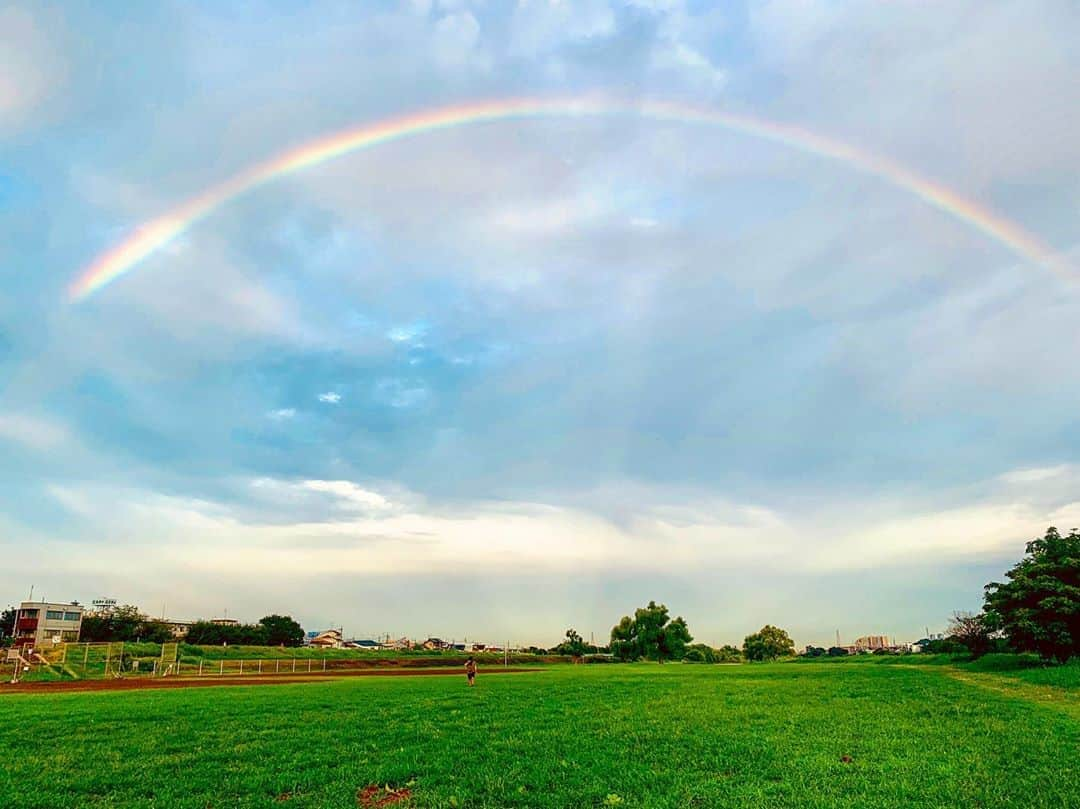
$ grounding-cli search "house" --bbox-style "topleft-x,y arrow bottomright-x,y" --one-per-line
421,637 -> 452,651
163,619 -> 194,638
345,639 -> 381,651
308,629 -> 345,649
11,601 -> 84,650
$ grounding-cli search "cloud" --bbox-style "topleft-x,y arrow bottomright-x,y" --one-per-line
0,412 -> 70,449
374,378 -> 429,408
998,465 -> 1070,485
13,467 -> 1073,641
317,392 -> 342,404
386,322 -> 429,344
0,6 -> 68,132
267,408 -> 296,420
432,11 -> 484,69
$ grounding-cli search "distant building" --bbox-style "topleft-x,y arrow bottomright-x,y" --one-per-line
853,635 -> 890,651
163,619 -> 194,638
210,618 -> 239,626
309,629 -> 345,649
345,639 -> 380,650
12,601 -> 84,650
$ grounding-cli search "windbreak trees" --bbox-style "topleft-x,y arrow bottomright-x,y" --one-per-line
984,527 -> 1080,663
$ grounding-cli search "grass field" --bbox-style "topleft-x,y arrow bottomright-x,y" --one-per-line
1,663 -> 1077,808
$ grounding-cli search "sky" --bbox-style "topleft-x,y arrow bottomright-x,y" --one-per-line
1,0 -> 1078,649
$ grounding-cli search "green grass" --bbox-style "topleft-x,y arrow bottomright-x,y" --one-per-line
0,664 -> 1077,808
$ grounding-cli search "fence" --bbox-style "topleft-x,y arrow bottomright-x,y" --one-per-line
3,642 -> 560,684
3,643 -> 339,682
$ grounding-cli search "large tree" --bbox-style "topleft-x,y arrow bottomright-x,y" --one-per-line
984,527 -> 1080,663
609,601 -> 693,662
258,615 -> 305,647
742,625 -> 796,661
555,628 -> 588,657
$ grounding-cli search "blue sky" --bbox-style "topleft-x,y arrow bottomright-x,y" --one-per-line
2,0 -> 1078,647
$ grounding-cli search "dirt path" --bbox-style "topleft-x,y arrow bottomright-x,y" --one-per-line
936,668 -> 1080,722
0,666 -> 543,695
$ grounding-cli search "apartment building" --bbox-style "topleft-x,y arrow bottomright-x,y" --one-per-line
12,601 -> 84,649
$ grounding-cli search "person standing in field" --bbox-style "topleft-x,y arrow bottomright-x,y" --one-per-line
464,656 -> 477,686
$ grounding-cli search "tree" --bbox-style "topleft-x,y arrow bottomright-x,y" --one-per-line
0,606 -> 15,640
608,601 -> 694,662
803,646 -> 826,658
185,621 -> 270,646
658,616 -> 692,661
79,604 -> 146,642
946,611 -> 994,658
984,527 -> 1080,663
827,646 -> 848,657
138,621 -> 178,644
258,615 -> 305,647
684,643 -> 716,663
742,625 -> 796,661
715,644 -> 743,663
610,615 -> 638,661
555,628 -> 588,657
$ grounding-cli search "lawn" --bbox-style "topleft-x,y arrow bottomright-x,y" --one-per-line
0,663 -> 1077,808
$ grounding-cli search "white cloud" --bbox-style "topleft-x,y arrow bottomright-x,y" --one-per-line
507,0 -> 615,57
317,392 -> 342,404
267,408 -> 296,419
0,7 -> 68,131
374,378 -> 429,408
998,465 -> 1070,485
386,323 -> 428,344
0,412 -> 70,449
19,470 -> 1076,641
432,11 -> 484,69
299,479 -> 394,512
36,468 -> 1076,584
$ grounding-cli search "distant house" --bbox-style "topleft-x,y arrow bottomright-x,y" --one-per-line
309,629 -> 344,649
345,639 -> 381,651
163,619 -> 193,638
422,638 -> 453,651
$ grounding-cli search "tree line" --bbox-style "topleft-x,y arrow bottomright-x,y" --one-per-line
589,526 -> 1079,665
944,526 -> 1079,663
43,607 -> 305,647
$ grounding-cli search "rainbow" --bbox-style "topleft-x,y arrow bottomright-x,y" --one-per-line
68,96 -> 1071,300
